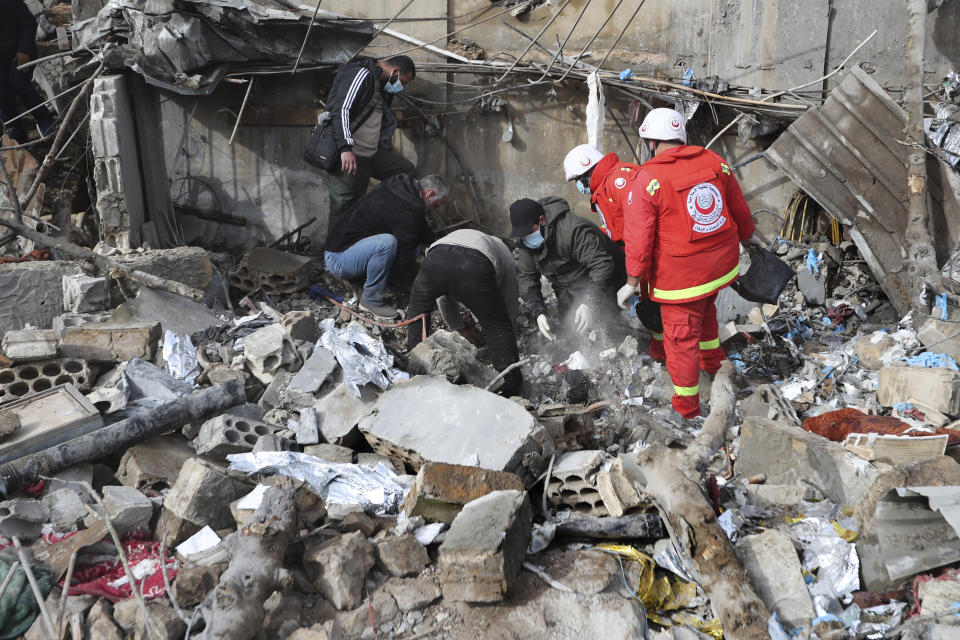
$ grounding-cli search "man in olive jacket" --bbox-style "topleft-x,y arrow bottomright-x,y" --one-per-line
510,197 -> 626,340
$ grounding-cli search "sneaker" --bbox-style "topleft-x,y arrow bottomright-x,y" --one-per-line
359,295 -> 398,319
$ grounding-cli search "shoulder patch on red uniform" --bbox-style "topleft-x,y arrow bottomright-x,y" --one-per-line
720,162 -> 731,175
646,178 -> 661,196
614,177 -> 627,189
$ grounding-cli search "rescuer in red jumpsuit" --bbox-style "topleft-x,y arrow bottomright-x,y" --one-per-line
563,143 -> 666,361
615,108 -> 761,418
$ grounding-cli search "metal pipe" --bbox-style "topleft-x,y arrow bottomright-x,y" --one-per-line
593,0 -> 646,73
0,379 -> 246,497
291,0 -> 323,76
532,0 -> 594,83
492,0 -> 573,85
554,0 -> 624,85
228,78 -> 254,146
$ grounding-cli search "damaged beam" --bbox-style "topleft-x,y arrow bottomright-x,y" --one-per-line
633,363 -> 771,638
0,379 -> 245,497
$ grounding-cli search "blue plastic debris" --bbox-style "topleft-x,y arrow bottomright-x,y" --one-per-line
681,68 -> 694,87
893,402 -> 914,412
937,292 -> 949,320
905,352 -> 960,370
806,249 -> 821,276
822,317 -> 832,325
308,284 -> 344,303
619,68 -> 633,81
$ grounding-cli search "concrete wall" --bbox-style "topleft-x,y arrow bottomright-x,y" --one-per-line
155,0 -> 959,248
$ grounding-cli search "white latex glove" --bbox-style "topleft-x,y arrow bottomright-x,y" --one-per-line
536,314 -> 556,341
617,284 -> 638,309
574,303 -> 591,334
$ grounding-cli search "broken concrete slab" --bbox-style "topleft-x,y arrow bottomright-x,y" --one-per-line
84,485 -> 154,534
123,358 -> 192,402
596,455 -> 644,517
735,529 -> 814,630
375,534 -> 430,577
303,443 -> 353,464
402,461 -> 525,524
359,376 -> 546,473
244,324 -> 297,384
281,310 -> 320,343
162,457 -> 251,544
0,260 -> 83,335
854,331 -> 901,370
406,329 -> 496,388
877,366 -> 960,415
116,436 -> 195,490
111,246 -> 215,292
312,382 -> 377,446
737,417 -> 886,506
111,286 -> 222,336
295,407 -> 320,445
303,531 -> 375,610
383,576 -> 442,612
229,247 -> 312,295
285,347 -> 337,408
0,413 -> 20,441
2,329 -> 58,362
42,488 -> 87,532
62,273 -> 109,313
60,321 -> 161,362
0,498 -> 50,539
918,318 -> 960,364
438,489 -> 532,603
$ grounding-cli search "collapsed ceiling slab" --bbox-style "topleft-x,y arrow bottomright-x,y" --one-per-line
765,65 -> 960,315
71,0 -> 374,94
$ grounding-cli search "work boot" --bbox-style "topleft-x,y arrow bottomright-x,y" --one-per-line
359,294 -> 398,319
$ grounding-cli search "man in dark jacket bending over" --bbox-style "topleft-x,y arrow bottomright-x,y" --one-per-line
326,54 -> 417,222
406,229 -> 522,396
511,197 -> 626,341
324,174 -> 447,319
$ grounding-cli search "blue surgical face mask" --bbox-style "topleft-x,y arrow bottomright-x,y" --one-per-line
522,229 -> 544,249
576,177 -> 591,195
384,71 -> 404,94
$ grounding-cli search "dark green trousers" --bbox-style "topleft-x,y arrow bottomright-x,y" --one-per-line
327,146 -> 415,224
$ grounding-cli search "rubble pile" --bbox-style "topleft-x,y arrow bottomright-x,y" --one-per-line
0,232 -> 955,639
1,0 -> 960,636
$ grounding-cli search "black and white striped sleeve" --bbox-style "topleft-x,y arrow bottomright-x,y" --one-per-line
336,67 -> 369,148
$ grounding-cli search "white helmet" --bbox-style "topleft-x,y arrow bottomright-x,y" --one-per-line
638,108 -> 687,144
563,144 -> 605,181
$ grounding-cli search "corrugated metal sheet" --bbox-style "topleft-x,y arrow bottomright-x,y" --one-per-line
765,66 -> 960,314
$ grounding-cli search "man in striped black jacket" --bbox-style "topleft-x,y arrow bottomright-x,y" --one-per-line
326,55 -> 417,223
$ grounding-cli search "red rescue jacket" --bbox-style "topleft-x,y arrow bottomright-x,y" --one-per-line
589,152 -> 640,244
622,146 -> 755,304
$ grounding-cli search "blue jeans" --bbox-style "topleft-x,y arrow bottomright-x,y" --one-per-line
324,234 -> 397,304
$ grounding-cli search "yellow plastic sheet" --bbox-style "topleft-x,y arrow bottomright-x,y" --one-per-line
593,544 -> 723,639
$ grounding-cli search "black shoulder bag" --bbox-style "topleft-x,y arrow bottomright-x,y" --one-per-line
304,97 -> 379,172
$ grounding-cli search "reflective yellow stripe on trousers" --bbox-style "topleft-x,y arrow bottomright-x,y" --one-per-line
674,384 -> 699,396
699,338 -> 720,350
653,265 -> 739,301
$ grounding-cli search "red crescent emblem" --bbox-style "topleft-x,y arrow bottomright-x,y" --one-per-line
695,196 -> 715,214
580,157 -> 591,166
